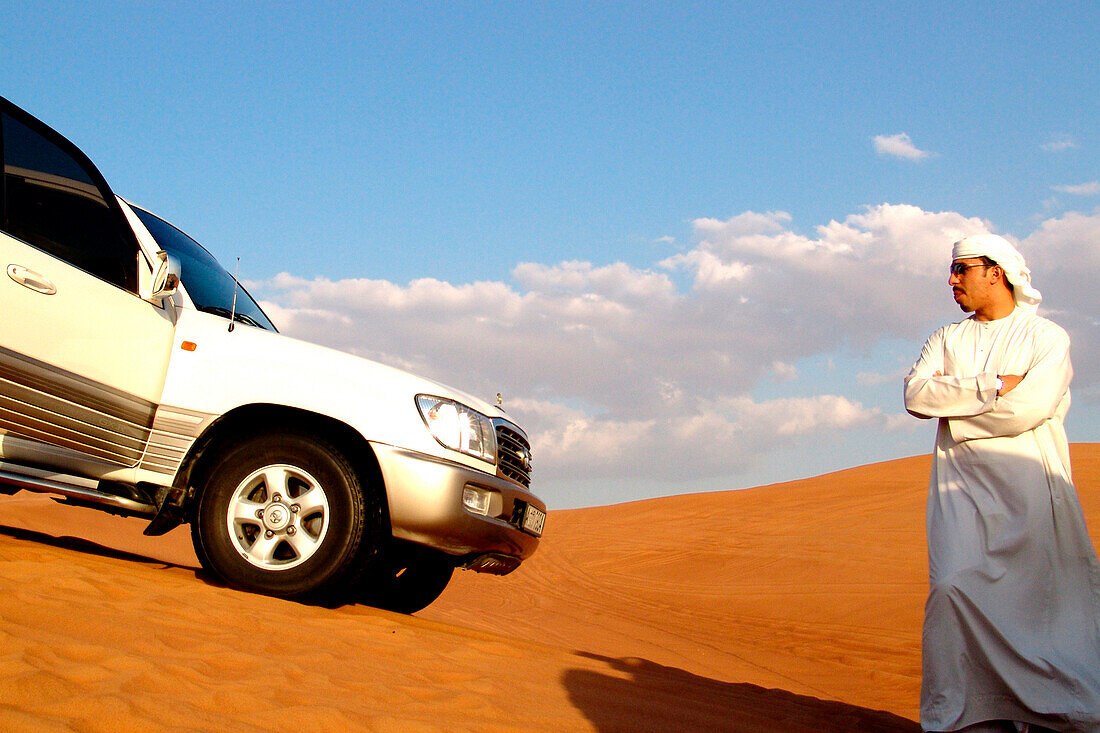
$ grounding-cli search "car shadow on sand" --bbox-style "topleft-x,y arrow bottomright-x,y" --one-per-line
0,523 -> 219,584
564,652 -> 920,733
0,523 -> 408,610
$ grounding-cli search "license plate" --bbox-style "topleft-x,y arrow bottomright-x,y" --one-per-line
521,504 -> 546,537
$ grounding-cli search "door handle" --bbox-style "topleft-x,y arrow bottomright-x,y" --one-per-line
6,264 -> 57,295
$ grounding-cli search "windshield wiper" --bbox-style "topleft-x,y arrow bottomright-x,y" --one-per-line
197,305 -> 265,329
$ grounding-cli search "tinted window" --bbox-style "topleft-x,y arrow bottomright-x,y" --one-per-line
1,110 -> 137,291
132,207 -> 276,331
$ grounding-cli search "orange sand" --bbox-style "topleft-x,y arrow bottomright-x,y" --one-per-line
1,444 -> 1096,731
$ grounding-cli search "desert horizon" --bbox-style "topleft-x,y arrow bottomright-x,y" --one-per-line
2,444 -> 1097,731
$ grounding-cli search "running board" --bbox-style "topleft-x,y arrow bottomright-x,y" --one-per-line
0,467 -> 157,517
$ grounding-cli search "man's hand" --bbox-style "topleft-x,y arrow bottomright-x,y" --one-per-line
998,374 -> 1024,396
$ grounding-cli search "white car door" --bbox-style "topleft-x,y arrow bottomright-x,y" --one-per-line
0,99 -> 175,477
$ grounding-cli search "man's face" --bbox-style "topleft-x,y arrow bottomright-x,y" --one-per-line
949,258 -> 995,313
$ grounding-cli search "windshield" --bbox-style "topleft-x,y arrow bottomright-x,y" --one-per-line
132,206 -> 276,332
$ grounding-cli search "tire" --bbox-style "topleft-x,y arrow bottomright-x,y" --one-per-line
191,432 -> 382,601
363,542 -> 455,614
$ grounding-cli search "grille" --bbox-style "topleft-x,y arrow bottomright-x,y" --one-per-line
495,422 -> 532,488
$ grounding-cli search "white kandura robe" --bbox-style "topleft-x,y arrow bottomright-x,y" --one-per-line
904,307 -> 1100,732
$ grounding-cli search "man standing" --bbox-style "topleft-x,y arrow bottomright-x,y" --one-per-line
904,233 -> 1100,732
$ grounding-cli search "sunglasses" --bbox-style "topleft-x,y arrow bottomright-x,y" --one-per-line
949,262 -> 994,276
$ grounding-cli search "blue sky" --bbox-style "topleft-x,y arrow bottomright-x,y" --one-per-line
4,2 -> 1098,508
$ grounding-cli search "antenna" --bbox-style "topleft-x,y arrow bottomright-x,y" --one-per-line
228,257 -> 240,332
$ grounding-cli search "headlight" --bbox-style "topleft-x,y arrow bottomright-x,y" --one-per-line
416,395 -> 498,463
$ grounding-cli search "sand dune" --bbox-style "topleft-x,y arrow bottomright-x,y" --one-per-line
1,445 -> 1096,731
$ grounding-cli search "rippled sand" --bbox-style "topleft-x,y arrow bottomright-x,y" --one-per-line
2,445 -> 1096,731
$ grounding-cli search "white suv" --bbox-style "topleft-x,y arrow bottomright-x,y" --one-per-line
0,96 -> 545,612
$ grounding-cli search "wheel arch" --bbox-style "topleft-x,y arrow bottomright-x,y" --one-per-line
175,404 -> 390,526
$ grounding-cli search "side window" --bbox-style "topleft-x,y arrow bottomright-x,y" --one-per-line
1,110 -> 137,291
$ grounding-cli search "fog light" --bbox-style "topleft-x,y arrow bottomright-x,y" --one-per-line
462,486 -> 491,516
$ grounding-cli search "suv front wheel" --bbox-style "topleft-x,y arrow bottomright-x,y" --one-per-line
192,432 -> 380,600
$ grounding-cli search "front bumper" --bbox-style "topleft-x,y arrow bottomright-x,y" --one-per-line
371,443 -> 544,570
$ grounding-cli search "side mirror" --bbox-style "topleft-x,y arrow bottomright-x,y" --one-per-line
150,250 -> 181,300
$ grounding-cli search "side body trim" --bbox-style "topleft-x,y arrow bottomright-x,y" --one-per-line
0,343 -> 157,467
140,405 -> 215,476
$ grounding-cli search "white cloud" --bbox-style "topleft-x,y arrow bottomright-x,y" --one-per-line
1041,137 -> 1078,153
771,361 -> 798,382
692,210 -> 792,237
253,205 -> 1099,507
1052,181 -> 1100,196
728,394 -> 882,436
513,260 -> 679,304
1020,210 -> 1100,385
662,204 -> 993,345
857,366 -> 911,387
873,133 -> 933,161
883,413 -> 916,432
505,393 -> 884,483
659,248 -> 751,289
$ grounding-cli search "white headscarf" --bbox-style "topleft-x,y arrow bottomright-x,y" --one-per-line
952,233 -> 1042,313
